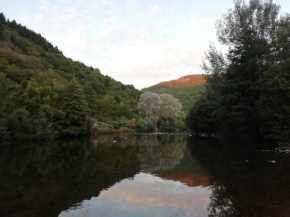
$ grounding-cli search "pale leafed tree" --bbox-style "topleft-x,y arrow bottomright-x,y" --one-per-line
160,93 -> 182,118
137,92 -> 161,129
137,92 -> 182,131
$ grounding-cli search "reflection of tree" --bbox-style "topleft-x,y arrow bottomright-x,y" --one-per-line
208,186 -> 240,217
188,137 -> 290,217
0,134 -> 191,217
91,134 -> 187,173
91,134 -> 136,149
0,138 -> 140,217
137,134 -> 186,172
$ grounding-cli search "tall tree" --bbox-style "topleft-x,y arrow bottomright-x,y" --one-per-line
215,0 -> 280,137
59,78 -> 90,136
188,0 -> 290,139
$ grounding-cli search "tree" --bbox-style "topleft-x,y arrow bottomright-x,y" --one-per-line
259,58 -> 290,142
0,13 -> 6,24
137,92 -> 182,132
215,0 -> 281,137
116,103 -> 133,119
187,94 -> 219,136
188,0 -> 290,139
160,93 -> 182,118
59,78 -> 90,136
137,92 -> 161,130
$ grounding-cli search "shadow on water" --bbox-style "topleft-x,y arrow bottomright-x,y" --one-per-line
0,134 -> 290,217
187,137 -> 290,217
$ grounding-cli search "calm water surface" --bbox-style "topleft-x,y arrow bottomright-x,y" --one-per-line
0,134 -> 290,217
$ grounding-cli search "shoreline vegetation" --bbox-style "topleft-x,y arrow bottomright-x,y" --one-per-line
1,0 -> 290,146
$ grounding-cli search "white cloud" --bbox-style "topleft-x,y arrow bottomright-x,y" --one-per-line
148,5 -> 162,15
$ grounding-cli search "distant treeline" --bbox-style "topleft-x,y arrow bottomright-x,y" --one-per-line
187,0 -> 290,143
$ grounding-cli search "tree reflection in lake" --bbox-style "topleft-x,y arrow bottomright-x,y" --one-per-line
188,137 -> 290,217
0,135 -> 290,217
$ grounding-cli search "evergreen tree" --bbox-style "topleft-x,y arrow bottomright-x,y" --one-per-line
59,78 -> 90,136
0,13 -> 6,24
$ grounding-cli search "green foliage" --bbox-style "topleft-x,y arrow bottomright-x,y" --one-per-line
159,111 -> 187,132
145,118 -> 155,132
187,0 -> 290,141
136,118 -> 148,132
0,14 -> 140,143
0,73 -> 9,143
59,78 -> 90,137
6,65 -> 33,83
186,94 -> 218,136
7,108 -> 32,140
134,118 -> 157,133
0,118 -> 8,144
116,103 -> 133,119
259,59 -> 290,142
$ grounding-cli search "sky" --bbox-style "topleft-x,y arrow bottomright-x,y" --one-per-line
1,0 -> 290,89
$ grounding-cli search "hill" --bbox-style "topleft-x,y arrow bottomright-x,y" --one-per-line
0,13 -> 140,143
143,75 -> 206,111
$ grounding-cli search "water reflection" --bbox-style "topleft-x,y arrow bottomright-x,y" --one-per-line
0,135 -> 290,217
60,173 -> 211,217
188,137 -> 290,217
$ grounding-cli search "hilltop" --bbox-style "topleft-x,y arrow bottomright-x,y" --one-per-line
155,75 -> 205,89
143,75 -> 205,111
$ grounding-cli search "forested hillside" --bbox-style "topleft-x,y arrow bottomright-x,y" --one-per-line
187,0 -> 290,143
144,75 -> 205,111
0,13 -> 140,143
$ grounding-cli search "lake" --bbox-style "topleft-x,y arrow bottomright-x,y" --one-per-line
0,134 -> 290,217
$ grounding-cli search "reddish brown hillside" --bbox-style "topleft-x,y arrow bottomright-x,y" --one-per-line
156,74 -> 205,88
159,173 -> 209,187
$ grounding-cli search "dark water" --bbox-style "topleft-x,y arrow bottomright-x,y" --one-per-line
0,134 -> 290,217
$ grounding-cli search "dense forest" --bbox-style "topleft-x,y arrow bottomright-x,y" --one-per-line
187,0 -> 290,143
0,13 -> 141,143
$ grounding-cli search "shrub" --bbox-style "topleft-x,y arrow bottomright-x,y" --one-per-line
136,118 -> 147,132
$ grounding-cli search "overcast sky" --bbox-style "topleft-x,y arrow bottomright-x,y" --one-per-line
1,0 -> 290,89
